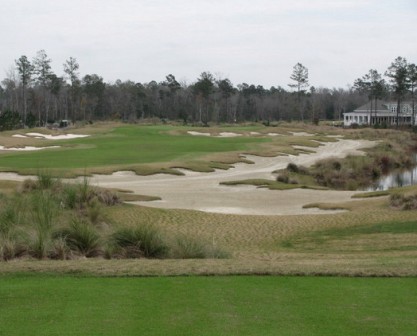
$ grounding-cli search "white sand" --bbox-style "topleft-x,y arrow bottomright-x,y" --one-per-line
290,131 -> 315,136
216,132 -> 242,137
24,133 -> 89,140
0,138 -> 376,215
187,131 -> 242,137
267,132 -> 282,136
0,145 -> 60,151
12,134 -> 28,138
187,131 -> 211,136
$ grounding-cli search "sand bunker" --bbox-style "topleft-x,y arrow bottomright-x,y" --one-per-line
187,131 -> 211,137
13,133 -> 89,140
0,138 -> 376,215
187,131 -> 242,137
0,145 -> 60,151
290,131 -> 315,137
217,132 -> 242,137
85,138 -> 375,215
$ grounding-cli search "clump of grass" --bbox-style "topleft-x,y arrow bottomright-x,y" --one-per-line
86,200 -> 103,225
61,179 -> 121,210
170,234 -> 229,259
29,191 -> 57,259
21,179 -> 38,192
390,193 -> 417,210
54,219 -> 101,257
109,225 -> 168,259
276,172 -> 298,185
48,237 -> 71,260
0,238 -> 27,261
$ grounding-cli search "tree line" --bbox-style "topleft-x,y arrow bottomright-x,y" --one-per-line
0,50 -> 415,129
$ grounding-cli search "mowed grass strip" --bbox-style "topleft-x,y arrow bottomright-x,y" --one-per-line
0,275 -> 416,336
281,219 -> 417,253
0,125 -> 268,174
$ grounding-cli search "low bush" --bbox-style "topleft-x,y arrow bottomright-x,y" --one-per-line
48,237 -> 71,260
276,173 -> 289,184
390,193 -> 417,210
54,219 -> 101,257
287,163 -> 299,173
110,225 -> 168,259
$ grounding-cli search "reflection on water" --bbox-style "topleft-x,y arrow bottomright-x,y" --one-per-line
367,165 -> 417,191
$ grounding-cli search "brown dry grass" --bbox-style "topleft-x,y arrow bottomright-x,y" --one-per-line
2,186 -> 416,276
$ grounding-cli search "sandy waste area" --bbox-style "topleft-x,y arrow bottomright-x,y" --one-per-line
0,137 -> 375,215
0,133 -> 89,151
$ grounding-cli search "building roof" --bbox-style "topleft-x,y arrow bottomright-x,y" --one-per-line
354,100 -> 389,112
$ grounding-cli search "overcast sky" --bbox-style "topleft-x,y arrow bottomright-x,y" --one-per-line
1,0 -> 416,89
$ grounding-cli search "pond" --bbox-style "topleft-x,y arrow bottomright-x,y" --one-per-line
366,164 -> 417,191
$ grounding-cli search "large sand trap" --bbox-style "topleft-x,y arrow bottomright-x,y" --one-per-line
0,138 -> 375,215
87,138 -> 375,215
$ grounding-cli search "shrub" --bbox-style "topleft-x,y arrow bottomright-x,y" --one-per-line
110,225 -> 168,259
332,161 -> 342,171
49,237 -> 71,260
37,170 -> 57,190
1,240 -> 13,261
0,109 -> 21,131
63,185 -> 78,209
54,219 -> 101,257
276,173 -> 289,184
87,200 -> 102,225
30,191 -> 57,259
21,179 -> 38,192
30,233 -> 51,259
95,189 -> 121,206
287,163 -> 299,173
378,155 -> 392,172
390,193 -> 417,210
78,176 -> 90,203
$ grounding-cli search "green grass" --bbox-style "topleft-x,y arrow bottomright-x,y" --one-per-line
0,275 -> 416,336
0,125 -> 268,174
281,220 -> 417,252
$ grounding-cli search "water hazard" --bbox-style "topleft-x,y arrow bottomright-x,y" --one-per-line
367,165 -> 417,191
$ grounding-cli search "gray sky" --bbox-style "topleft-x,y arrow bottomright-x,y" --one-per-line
1,0 -> 416,89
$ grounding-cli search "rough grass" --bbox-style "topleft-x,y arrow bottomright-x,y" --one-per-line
3,191 -> 417,276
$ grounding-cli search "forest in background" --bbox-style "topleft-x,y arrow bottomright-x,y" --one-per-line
0,50 -> 416,128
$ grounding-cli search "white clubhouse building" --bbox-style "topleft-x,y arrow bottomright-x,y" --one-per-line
343,101 -> 416,126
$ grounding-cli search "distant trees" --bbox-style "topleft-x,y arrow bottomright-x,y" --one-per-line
1,50 -> 416,128
288,63 -> 309,121
63,57 -> 80,121
193,72 -> 214,123
407,63 -> 417,126
385,57 -> 409,127
33,49 -> 53,124
353,69 -> 386,125
15,55 -> 33,124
